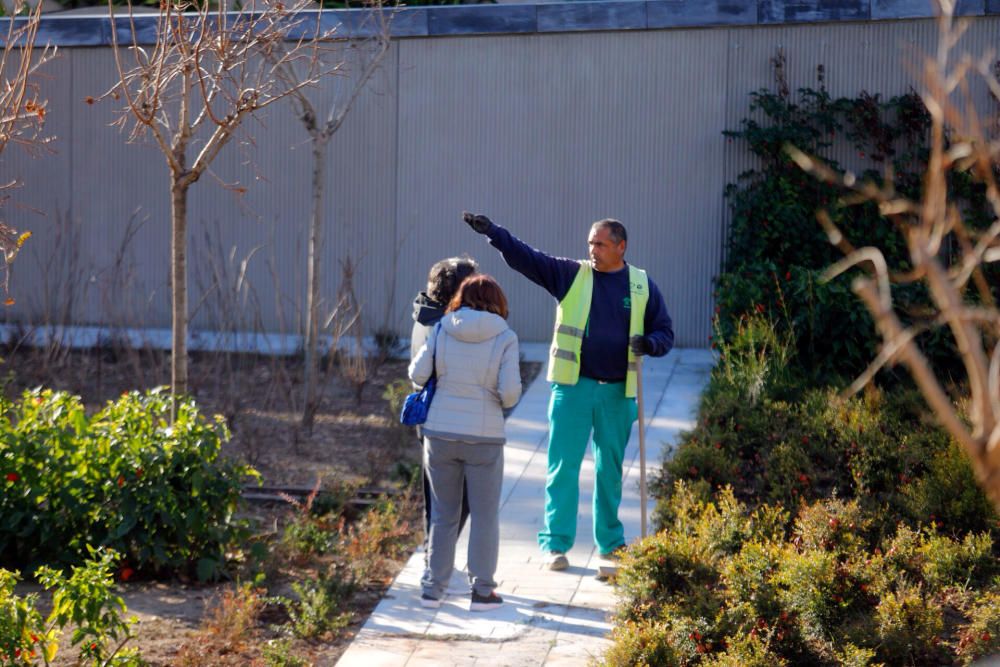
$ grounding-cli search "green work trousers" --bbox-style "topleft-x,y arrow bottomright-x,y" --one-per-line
537,377 -> 637,555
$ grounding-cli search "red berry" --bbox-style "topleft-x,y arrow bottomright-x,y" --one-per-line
5,472 -> 17,482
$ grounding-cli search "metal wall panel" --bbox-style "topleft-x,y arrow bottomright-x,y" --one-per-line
395,28 -> 730,347
722,16 -> 1000,291
9,43 -> 399,345
8,17 -> 1000,348
65,48 -> 173,332
2,52 -> 79,326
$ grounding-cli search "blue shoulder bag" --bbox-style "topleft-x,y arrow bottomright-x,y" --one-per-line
400,323 -> 441,426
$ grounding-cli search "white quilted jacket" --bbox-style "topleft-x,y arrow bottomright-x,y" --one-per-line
408,308 -> 522,444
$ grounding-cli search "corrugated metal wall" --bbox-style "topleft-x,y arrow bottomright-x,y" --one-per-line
5,16 -> 999,347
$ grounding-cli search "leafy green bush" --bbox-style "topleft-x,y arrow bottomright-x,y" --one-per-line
613,68 -> 1000,666
719,75 -> 994,384
286,566 -> 355,640
0,388 -> 259,577
0,548 -> 144,666
656,361 -> 997,540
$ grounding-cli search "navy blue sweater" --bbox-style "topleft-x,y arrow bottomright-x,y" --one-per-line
485,223 -> 674,382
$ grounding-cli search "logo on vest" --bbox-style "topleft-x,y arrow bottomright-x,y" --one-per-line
623,296 -> 631,310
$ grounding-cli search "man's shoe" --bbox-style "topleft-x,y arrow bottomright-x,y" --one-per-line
600,545 -> 627,562
470,591 -> 503,611
420,593 -> 442,609
545,551 -> 569,571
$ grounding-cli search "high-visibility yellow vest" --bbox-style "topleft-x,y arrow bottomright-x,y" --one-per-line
547,262 -> 649,398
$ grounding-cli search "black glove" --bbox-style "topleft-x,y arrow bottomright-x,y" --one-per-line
462,211 -> 492,234
630,335 -> 651,356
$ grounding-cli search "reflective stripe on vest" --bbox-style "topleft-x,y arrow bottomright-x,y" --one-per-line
546,262 -> 649,398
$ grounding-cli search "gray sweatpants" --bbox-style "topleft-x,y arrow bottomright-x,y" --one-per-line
421,436 -> 503,598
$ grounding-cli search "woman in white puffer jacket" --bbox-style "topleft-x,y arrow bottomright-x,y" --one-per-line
408,274 -> 521,611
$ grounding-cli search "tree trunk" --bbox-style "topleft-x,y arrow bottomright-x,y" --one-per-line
170,176 -> 189,422
302,137 -> 328,430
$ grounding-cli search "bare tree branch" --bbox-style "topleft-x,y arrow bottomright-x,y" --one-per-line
102,0 -> 384,418
792,0 -> 1000,510
0,0 -> 55,298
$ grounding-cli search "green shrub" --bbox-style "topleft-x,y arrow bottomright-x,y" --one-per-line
277,481 -> 358,565
720,539 -> 785,630
956,590 -> 1000,664
610,491 -> 999,665
918,531 -> 995,590
615,529 -> 718,623
902,439 -> 998,536
0,548 -> 144,666
719,78 -> 992,383
261,638 -> 310,667
701,632 -> 789,667
656,370 -> 998,542
775,547 -> 844,640
286,566 -> 355,640
604,617 -> 681,667
0,388 -> 259,577
712,313 -> 795,404
0,568 -> 45,665
873,583 -> 945,663
617,71 -> 1000,667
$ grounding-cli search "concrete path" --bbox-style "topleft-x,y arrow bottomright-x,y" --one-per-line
336,346 -> 714,667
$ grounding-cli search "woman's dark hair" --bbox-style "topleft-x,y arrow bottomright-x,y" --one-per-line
427,256 -> 478,305
446,274 -> 509,320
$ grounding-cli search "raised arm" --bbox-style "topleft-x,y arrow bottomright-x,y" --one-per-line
463,212 -> 579,301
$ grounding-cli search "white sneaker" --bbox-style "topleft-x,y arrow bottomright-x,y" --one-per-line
545,551 -> 569,571
420,593 -> 442,609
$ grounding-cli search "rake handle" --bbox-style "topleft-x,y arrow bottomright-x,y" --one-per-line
636,356 -> 647,539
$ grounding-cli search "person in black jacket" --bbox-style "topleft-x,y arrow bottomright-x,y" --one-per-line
410,256 -> 478,557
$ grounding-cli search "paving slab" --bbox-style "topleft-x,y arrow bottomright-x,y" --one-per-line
335,348 -> 712,667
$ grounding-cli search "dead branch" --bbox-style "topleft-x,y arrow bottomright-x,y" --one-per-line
792,1 -> 1000,510
0,0 -> 55,296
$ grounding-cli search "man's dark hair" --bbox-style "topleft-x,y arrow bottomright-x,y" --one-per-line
427,256 -> 478,305
593,218 -> 627,245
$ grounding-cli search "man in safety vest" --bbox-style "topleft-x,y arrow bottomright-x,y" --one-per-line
462,211 -> 674,571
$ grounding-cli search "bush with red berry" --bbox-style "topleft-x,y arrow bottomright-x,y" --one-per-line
0,388 -> 258,579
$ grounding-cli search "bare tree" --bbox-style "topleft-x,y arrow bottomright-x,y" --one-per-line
268,8 -> 391,430
789,1 -> 1000,511
0,0 -> 54,299
103,0 -> 344,417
